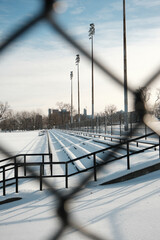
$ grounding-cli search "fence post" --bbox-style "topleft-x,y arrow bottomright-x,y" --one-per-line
104,116 -> 107,135
40,164 -> 43,191
93,154 -> 97,181
130,112 -> 133,137
42,154 -> 44,175
159,136 -> 160,159
15,164 -> 18,193
50,154 -> 53,176
111,115 -> 113,136
65,162 -> 68,188
127,141 -> 130,169
14,157 -> 16,178
24,155 -> 26,176
96,116 -> 98,134
3,166 -> 6,196
120,114 -> 122,136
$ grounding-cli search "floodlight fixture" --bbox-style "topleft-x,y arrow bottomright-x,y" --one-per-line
88,23 -> 95,39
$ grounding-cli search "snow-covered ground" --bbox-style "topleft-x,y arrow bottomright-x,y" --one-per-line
0,130 -> 160,240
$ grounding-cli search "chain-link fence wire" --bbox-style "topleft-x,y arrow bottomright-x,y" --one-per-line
0,0 -> 160,239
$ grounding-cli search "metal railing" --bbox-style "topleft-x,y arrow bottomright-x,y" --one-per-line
0,153 -> 52,195
1,133 -> 159,195
0,0 -> 160,239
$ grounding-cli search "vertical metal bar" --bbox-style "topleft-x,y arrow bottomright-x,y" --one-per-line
76,56 -> 80,130
96,116 -> 98,134
65,162 -> 68,188
127,141 -> 130,169
3,166 -> 6,196
15,164 -> 18,193
42,154 -> 44,175
159,136 -> 160,159
111,115 -> 113,135
24,155 -> 26,176
70,71 -> 73,127
91,35 -> 94,126
120,114 -> 122,136
123,0 -> 128,131
14,157 -> 16,178
40,164 -> 43,191
130,112 -> 132,136
50,154 -> 53,176
93,154 -> 97,181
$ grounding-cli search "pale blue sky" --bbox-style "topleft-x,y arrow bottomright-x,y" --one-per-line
0,0 -> 160,115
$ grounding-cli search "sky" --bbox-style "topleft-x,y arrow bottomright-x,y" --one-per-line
0,0 -> 160,115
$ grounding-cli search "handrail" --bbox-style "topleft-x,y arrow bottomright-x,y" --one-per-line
0,132 -> 159,195
66,132 -> 158,163
0,153 -> 51,163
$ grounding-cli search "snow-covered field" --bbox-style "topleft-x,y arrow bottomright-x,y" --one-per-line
0,130 -> 160,240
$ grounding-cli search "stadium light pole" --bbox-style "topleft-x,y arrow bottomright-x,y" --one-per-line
75,54 -> 80,129
70,71 -> 73,127
88,23 -> 95,130
123,0 -> 128,131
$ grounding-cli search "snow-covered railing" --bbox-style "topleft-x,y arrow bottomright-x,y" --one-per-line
0,153 -> 52,196
66,132 -> 160,175
1,132 -> 159,195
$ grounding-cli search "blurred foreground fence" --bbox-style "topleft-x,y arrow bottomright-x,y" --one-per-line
0,1 -> 160,240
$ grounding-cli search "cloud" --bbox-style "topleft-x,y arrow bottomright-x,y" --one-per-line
110,1 -> 123,11
133,0 -> 160,8
70,6 -> 85,15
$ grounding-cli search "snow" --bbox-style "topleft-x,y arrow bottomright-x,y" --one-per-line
0,130 -> 160,240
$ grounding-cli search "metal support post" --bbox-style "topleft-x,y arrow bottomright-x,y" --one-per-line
93,154 -> 97,181
42,155 -> 44,176
127,141 -> 130,169
65,162 -> 68,188
15,164 -> 18,193
3,166 -> 6,196
24,155 -> 26,176
40,164 -> 43,191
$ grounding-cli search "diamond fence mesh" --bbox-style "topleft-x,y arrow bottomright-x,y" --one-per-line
0,0 -> 160,239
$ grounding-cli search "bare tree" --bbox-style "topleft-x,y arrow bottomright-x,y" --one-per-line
0,101 -> 10,119
56,102 -> 71,112
56,101 -> 77,116
104,104 -> 117,116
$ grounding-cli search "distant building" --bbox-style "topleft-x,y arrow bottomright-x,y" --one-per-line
48,108 -> 70,127
48,109 -> 59,117
48,108 -> 52,117
84,108 -> 87,116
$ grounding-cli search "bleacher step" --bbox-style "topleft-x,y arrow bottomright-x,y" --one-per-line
101,162 -> 160,185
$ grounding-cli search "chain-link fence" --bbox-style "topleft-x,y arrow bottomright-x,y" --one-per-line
0,0 -> 160,239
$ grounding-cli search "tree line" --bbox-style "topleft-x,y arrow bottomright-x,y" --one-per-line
0,88 -> 160,131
